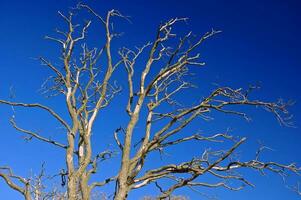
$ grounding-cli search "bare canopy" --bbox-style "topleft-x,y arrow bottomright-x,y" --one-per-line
0,3 -> 299,200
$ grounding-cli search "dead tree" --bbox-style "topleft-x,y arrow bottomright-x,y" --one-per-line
0,3 -> 299,200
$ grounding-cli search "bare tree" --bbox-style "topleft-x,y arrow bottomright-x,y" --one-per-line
0,3 -> 299,200
142,196 -> 188,200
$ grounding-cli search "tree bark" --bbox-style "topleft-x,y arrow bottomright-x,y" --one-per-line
114,186 -> 129,200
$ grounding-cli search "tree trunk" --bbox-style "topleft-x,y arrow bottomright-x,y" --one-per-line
24,188 -> 32,200
114,185 -> 129,200
80,173 -> 90,200
67,177 -> 77,200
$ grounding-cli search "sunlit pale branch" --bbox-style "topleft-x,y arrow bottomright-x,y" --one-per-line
0,100 -> 70,131
149,107 -> 206,147
77,3 -> 106,24
0,167 -> 31,200
187,28 -> 222,53
129,126 -> 298,198
158,132 -> 233,148
39,75 -> 65,98
144,29 -> 220,96
184,181 -> 244,191
153,81 -> 190,108
74,20 -> 92,42
10,118 -> 67,150
212,160 -> 300,173
139,18 -> 190,97
57,11 -> 72,24
55,28 -> 68,37
202,138 -> 247,174
207,170 -> 255,188
89,176 -> 117,191
154,138 -> 294,199
152,85 -> 292,147
129,106 -> 154,178
119,42 -> 152,115
114,127 -> 124,151
163,150 -> 298,198
44,35 -> 65,46
200,87 -> 293,126
29,163 -> 51,200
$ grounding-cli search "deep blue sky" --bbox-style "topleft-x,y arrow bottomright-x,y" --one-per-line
0,0 -> 301,199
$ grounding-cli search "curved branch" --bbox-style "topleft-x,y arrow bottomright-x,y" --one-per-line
0,100 -> 70,132
10,118 -> 67,149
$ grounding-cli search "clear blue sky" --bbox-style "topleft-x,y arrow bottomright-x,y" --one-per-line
0,0 -> 301,199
